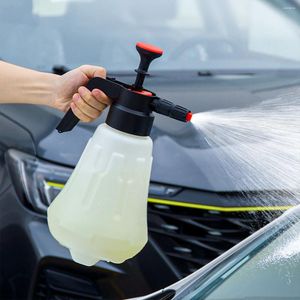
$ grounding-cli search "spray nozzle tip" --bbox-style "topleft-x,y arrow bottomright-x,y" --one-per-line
186,112 -> 193,122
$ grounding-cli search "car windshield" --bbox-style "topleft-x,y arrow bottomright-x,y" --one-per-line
3,0 -> 300,72
177,206 -> 300,300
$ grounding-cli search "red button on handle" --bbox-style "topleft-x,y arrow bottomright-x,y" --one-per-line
136,42 -> 163,56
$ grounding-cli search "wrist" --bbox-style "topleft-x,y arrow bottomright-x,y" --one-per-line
39,71 -> 61,109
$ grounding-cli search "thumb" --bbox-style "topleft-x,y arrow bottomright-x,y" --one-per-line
79,65 -> 107,79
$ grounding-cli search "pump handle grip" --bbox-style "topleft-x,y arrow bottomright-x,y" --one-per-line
56,77 -> 122,133
56,79 -> 98,133
134,42 -> 163,90
56,109 -> 79,133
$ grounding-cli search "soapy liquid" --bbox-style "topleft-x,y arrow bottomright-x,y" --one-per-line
191,93 -> 300,208
190,87 -> 300,281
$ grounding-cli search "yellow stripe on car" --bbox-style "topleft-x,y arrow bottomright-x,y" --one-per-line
46,181 -> 294,213
148,198 -> 293,212
46,181 -> 65,189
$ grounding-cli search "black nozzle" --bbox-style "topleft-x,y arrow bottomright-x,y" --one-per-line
134,42 -> 163,90
151,98 -> 192,122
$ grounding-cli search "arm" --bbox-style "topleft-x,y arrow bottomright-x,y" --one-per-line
0,61 -> 111,122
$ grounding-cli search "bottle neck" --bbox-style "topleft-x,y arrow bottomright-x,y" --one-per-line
105,88 -> 155,137
105,104 -> 154,136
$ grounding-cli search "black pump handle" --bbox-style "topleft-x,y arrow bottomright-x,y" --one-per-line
56,77 -> 123,133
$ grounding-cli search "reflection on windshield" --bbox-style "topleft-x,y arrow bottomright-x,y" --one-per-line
2,0 -> 300,71
186,210 -> 300,300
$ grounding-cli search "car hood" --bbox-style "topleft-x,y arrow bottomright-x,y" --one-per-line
1,71 -> 299,192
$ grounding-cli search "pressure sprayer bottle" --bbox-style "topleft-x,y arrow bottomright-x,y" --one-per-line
47,42 -> 192,266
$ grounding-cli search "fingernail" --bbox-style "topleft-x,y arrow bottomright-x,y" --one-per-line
78,86 -> 86,96
92,89 -> 102,98
73,93 -> 80,101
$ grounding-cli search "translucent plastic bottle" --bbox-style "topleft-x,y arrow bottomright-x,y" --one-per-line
48,42 -> 191,267
47,123 -> 153,266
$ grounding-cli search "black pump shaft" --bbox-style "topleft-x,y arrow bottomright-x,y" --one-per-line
134,42 -> 163,90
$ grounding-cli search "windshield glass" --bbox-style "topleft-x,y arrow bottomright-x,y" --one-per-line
180,207 -> 300,300
2,0 -> 300,71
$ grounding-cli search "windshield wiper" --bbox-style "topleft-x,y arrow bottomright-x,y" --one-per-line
198,70 -> 214,76
197,70 -> 256,77
52,65 -> 69,75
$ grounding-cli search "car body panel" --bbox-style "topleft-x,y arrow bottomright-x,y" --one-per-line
1,72 -> 300,193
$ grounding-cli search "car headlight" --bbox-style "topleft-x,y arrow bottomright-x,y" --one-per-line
5,149 -> 181,215
5,149 -> 72,214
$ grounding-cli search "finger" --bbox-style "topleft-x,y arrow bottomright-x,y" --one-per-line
92,89 -> 112,106
74,93 -> 101,119
78,87 -> 107,111
70,102 -> 92,123
79,65 -> 106,79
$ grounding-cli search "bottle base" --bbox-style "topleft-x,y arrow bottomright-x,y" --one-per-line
70,249 -> 100,266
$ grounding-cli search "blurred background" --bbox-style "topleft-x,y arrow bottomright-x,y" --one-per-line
2,0 -> 300,71
1,1 -> 300,299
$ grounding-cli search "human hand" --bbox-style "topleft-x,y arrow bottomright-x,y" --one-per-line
52,65 -> 112,122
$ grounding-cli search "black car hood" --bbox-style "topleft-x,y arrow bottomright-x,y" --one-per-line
1,71 -> 299,192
